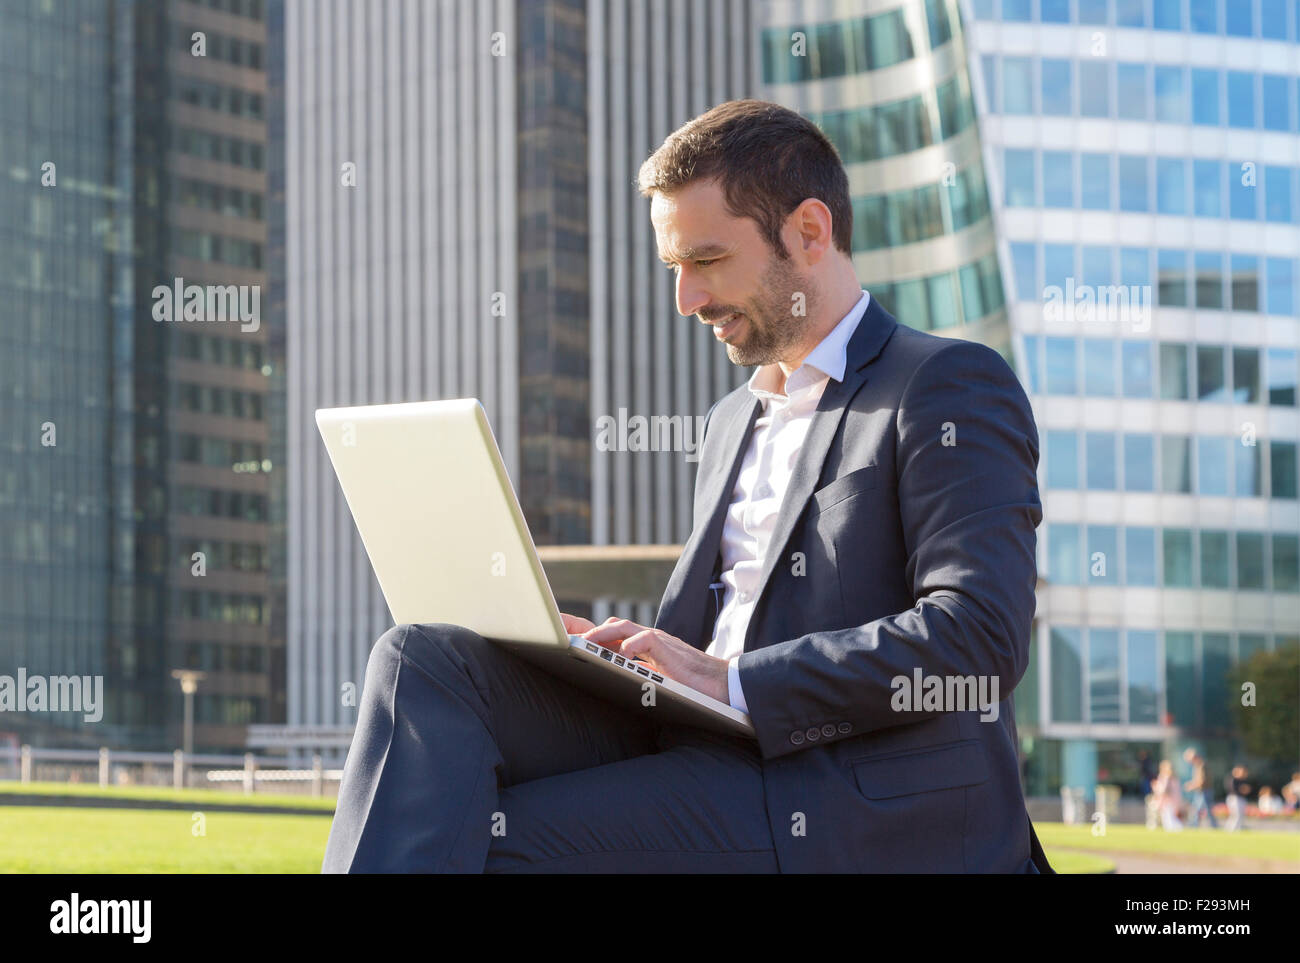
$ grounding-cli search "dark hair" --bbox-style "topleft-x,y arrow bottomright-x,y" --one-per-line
637,99 -> 853,259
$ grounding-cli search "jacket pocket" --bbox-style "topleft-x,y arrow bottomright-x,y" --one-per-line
810,464 -> 880,514
849,738 -> 990,799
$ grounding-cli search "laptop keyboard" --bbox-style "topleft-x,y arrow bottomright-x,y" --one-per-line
584,641 -> 664,684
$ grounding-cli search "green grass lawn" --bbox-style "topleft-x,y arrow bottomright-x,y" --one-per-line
0,780 -> 337,812
1,800 -> 1121,873
3,796 -> 1289,872
1043,850 -> 1114,874
1036,822 -> 1300,863
0,806 -> 333,873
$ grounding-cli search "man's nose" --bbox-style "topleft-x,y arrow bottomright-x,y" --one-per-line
675,270 -> 710,319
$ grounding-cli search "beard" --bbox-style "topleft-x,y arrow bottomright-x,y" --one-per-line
707,249 -> 819,367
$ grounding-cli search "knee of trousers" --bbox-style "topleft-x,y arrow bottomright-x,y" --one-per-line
370,622 -> 487,676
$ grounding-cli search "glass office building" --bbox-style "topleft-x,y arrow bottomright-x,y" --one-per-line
0,0 -> 279,752
0,0 -> 127,746
760,0 -> 1014,356
966,0 -> 1300,797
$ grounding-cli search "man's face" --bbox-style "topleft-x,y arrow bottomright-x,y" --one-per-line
651,178 -> 816,367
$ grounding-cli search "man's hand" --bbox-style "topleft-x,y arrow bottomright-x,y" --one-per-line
559,612 -> 597,635
580,618 -> 730,705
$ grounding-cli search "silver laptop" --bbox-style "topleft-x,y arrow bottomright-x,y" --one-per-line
315,398 -> 754,739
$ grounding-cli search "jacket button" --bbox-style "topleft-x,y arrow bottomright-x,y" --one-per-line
805,726 -> 821,741
821,723 -> 836,738
790,731 -> 805,745
838,721 -> 852,734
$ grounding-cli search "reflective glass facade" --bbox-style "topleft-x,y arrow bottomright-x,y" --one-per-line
0,0 -> 277,751
970,0 -> 1300,798
762,0 -> 1011,353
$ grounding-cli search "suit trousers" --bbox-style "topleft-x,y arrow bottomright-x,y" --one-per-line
320,622 -> 780,872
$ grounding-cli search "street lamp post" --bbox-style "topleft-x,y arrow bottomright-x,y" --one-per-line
170,669 -> 206,757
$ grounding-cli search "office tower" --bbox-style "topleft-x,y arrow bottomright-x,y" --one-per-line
965,0 -> 1299,795
758,0 -> 1014,358
588,0 -> 757,627
0,0 -> 130,748
275,0 -> 756,757
164,0 -> 278,753
0,0 -> 278,753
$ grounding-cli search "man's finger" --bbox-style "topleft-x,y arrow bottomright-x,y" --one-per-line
582,618 -> 642,643
618,630 -> 658,662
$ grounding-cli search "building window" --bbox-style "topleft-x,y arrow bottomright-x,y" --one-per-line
1080,153 -> 1112,209
1196,345 -> 1228,401
1202,633 -> 1233,728
1045,337 -> 1077,394
1161,436 -> 1193,493
1271,441 -> 1298,499
1229,161 -> 1258,219
1191,68 -> 1220,124
1042,150 -> 1074,207
1078,0 -> 1109,25
1262,74 -> 1290,131
1011,243 -> 1038,301
1165,631 -> 1197,727
1266,258 -> 1294,315
1051,627 -> 1084,723
1197,437 -> 1230,495
1127,630 -> 1160,724
1236,532 -> 1267,589
1089,628 -> 1122,723
1126,527 -> 1158,584
1122,340 -> 1154,397
1194,251 -> 1224,308
1086,432 -> 1118,490
1159,342 -> 1191,399
1189,0 -> 1220,35
1047,430 -> 1078,488
1084,339 -> 1116,395
1123,434 -> 1156,491
1154,65 -> 1186,121
1232,347 -> 1261,403
1226,71 -> 1257,128
1272,535 -> 1300,592
1156,157 -> 1187,214
1041,59 -> 1072,115
1231,254 -> 1260,311
1264,166 -> 1293,223
1117,63 -> 1148,120
1200,530 -> 1231,587
1267,348 -> 1298,405
1153,0 -> 1182,30
1157,250 -> 1188,306
1193,159 -> 1222,217
1004,149 -> 1037,206
1049,523 -> 1082,585
1236,441 -> 1262,497
1079,60 -> 1111,117
1118,155 -> 1149,211
1087,525 -> 1119,583
1004,57 -> 1034,113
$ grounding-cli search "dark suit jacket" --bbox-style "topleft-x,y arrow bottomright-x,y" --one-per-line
654,294 -> 1047,873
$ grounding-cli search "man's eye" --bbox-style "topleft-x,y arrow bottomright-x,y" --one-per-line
664,258 -> 719,271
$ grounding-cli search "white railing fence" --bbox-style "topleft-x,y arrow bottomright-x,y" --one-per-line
0,745 -> 342,799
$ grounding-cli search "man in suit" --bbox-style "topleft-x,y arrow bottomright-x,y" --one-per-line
322,99 -> 1049,873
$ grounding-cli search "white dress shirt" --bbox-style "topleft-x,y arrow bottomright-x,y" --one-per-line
707,289 -> 871,712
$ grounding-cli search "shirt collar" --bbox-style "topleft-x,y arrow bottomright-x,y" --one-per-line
747,289 -> 870,401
